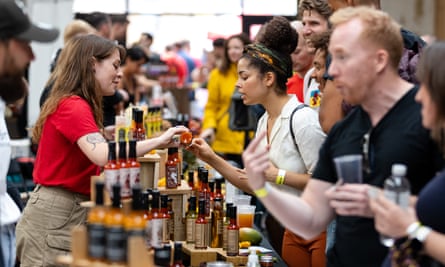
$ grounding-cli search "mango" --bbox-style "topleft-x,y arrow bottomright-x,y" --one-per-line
239,227 -> 262,245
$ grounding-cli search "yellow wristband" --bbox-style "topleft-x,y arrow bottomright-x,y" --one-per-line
254,183 -> 271,198
276,169 -> 286,185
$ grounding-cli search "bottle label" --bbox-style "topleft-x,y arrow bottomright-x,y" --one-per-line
129,167 -> 140,188
199,191 -> 211,216
162,218 -> 170,243
168,215 -> 175,239
106,226 -> 126,262
104,169 -> 119,198
120,168 -> 131,198
384,190 -> 410,209
223,223 -> 228,250
216,218 -> 224,235
146,219 -> 162,248
195,223 -> 206,248
87,223 -> 106,259
166,165 -> 179,188
227,229 -> 239,255
186,217 -> 196,243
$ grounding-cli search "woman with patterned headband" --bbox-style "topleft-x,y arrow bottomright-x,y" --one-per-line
188,16 -> 326,267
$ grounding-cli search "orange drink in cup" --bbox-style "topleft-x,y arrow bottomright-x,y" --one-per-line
237,205 -> 255,228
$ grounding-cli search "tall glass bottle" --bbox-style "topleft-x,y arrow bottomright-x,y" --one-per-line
105,183 -> 126,264
223,203 -> 233,250
170,242 -> 185,267
133,109 -> 146,141
167,198 -> 175,241
160,194 -> 171,243
199,169 -> 211,216
124,185 -> 145,245
141,189 -> 151,242
87,181 -> 107,262
118,140 -> 131,199
226,205 -> 239,256
104,141 -> 119,199
214,178 -> 224,202
188,170 -> 195,191
195,199 -> 207,249
186,196 -> 197,244
210,197 -> 223,248
147,189 -> 162,248
127,140 -> 140,188
166,147 -> 180,189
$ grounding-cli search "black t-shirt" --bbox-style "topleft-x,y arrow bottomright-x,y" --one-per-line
313,87 -> 444,267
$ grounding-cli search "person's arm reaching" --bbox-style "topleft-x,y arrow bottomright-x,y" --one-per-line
187,138 -> 252,193
77,126 -> 188,167
242,131 -> 335,239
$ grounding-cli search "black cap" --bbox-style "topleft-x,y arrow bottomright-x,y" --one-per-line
0,0 -> 59,42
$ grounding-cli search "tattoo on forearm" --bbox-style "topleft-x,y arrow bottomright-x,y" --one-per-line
86,133 -> 106,150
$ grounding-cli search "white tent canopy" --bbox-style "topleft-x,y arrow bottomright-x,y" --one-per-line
72,0 -> 297,16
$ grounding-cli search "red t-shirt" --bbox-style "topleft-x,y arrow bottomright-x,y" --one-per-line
33,96 -> 100,195
287,74 -> 304,103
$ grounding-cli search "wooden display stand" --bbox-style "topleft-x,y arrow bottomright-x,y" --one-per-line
56,225 -> 154,267
159,183 -> 193,241
181,242 -> 247,267
138,153 -> 160,190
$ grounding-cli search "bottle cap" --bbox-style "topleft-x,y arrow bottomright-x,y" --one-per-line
391,164 -> 407,176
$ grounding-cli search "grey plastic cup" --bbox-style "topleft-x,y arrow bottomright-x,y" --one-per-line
333,154 -> 363,183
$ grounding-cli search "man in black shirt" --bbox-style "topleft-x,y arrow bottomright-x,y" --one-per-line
242,7 -> 444,267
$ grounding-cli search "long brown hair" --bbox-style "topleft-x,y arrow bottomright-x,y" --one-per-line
32,34 -> 125,143
416,42 -> 445,154
219,33 -> 251,75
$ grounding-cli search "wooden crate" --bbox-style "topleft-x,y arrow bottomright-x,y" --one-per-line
181,242 -> 218,267
181,242 -> 247,267
138,153 -> 160,190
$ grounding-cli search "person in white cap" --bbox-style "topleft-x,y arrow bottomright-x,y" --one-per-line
0,0 -> 59,266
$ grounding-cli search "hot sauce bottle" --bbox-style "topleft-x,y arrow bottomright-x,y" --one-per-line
160,194 -> 171,244
104,141 -> 119,199
87,181 -> 107,262
133,109 -> 146,141
226,205 -> 239,256
118,141 -> 131,199
186,196 -> 197,244
210,197 -> 223,248
194,199 -> 207,249
124,186 -> 145,242
127,140 -> 140,188
105,183 -> 126,264
166,147 -> 179,189
199,169 -> 211,216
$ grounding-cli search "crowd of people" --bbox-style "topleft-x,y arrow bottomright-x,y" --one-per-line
1,0 -> 445,267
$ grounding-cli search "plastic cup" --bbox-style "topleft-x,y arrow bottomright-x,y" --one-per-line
237,205 -> 255,228
333,154 -> 363,183
234,195 -> 252,206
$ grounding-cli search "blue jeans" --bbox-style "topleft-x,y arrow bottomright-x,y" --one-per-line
326,220 -> 336,253
0,223 -> 16,267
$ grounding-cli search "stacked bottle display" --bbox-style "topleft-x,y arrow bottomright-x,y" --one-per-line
96,161 -> 239,262
104,141 -> 140,199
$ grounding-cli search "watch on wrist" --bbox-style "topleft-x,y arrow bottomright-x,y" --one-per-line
414,226 -> 432,243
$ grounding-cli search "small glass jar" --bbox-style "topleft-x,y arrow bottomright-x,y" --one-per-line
260,255 -> 274,267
